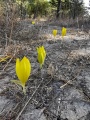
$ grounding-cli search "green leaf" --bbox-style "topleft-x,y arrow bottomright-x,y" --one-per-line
11,80 -> 26,94
11,80 -> 22,86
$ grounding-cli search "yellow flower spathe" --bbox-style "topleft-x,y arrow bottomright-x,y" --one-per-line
61,27 -> 67,37
32,21 -> 35,25
12,56 -> 31,94
52,29 -> 57,37
16,56 -> 31,85
37,46 -> 46,68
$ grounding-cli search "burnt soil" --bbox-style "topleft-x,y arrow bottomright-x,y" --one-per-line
0,19 -> 90,120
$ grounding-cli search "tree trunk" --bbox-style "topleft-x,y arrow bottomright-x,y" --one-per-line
72,0 -> 78,19
20,0 -> 26,19
56,0 -> 61,18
